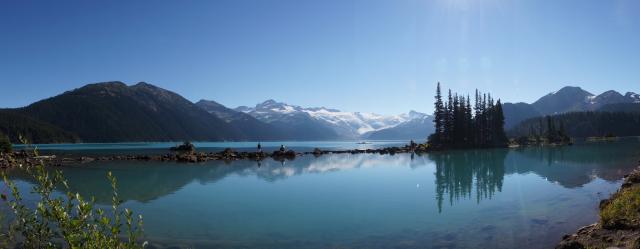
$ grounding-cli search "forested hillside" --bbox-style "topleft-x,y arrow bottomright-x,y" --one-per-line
0,110 -> 79,143
508,112 -> 640,138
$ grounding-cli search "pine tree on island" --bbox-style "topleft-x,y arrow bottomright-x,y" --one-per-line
429,83 -> 509,149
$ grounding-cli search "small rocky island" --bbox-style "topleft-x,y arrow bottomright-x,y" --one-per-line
0,141 -> 431,167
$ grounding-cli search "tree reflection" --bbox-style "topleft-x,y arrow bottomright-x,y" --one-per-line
429,149 -> 507,212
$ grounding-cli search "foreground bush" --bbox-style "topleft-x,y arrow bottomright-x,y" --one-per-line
600,185 -> 640,229
1,160 -> 146,248
0,133 -> 11,153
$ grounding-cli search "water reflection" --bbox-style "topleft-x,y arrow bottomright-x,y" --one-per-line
428,149 -> 507,212
8,139 -> 640,209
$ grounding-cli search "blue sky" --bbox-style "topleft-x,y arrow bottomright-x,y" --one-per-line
1,0 -> 639,114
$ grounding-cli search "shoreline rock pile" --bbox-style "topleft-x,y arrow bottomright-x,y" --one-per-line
556,165 -> 640,249
0,142 -> 434,167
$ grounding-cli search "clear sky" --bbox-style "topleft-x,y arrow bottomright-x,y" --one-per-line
1,0 -> 639,115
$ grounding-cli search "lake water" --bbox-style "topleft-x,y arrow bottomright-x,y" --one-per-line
13,140 -> 409,156
5,138 -> 640,249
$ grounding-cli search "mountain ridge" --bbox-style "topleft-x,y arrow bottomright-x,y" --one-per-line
1,81 -> 639,143
11,81 -> 244,142
236,99 -> 430,140
504,86 -> 640,129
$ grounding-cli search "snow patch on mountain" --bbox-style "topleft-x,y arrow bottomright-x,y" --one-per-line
237,100 -> 430,138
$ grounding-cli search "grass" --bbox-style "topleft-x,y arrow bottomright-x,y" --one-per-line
600,185 -> 640,229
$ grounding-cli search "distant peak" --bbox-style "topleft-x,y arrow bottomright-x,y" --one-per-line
85,81 -> 127,87
598,90 -> 622,97
76,81 -> 128,92
407,110 -> 428,119
196,99 -> 223,107
234,106 -> 252,113
131,81 -> 157,88
549,86 -> 593,96
197,99 -> 215,103
257,99 -> 284,107
262,99 -> 277,104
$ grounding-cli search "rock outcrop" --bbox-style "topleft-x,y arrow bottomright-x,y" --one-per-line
557,166 -> 640,249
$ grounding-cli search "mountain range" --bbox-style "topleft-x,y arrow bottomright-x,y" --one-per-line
0,81 -> 431,143
502,86 -> 640,128
0,81 -> 638,143
233,100 -> 430,140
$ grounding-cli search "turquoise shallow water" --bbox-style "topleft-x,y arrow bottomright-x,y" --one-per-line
5,138 -> 640,249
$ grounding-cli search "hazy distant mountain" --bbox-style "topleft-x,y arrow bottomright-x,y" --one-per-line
363,111 -> 434,140
504,86 -> 640,128
531,86 -> 594,115
234,100 -> 340,140
14,82 -> 244,142
196,99 -> 287,140
502,102 -> 542,129
236,99 -> 417,140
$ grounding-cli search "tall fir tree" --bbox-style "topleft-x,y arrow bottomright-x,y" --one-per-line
492,100 -> 508,145
444,89 -> 454,143
433,82 -> 444,142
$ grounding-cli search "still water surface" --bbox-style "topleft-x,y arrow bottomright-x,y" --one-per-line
7,139 -> 640,249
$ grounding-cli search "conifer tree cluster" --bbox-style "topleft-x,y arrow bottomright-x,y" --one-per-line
517,115 -> 571,144
430,82 -> 508,148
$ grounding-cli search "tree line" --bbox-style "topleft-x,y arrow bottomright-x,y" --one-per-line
429,82 -> 508,148
0,110 -> 78,144
509,111 -> 640,139
513,115 -> 571,144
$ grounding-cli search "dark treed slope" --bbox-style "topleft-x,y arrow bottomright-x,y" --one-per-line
195,100 -> 287,140
14,82 -> 244,142
0,110 -> 79,143
508,112 -> 640,138
598,103 -> 640,113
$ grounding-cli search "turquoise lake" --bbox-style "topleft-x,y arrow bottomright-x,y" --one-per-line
5,139 -> 640,249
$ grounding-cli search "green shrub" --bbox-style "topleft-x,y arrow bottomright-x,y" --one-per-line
0,158 -> 146,248
0,133 -> 11,153
600,185 -> 640,229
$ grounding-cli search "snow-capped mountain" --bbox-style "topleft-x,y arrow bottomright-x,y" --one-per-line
532,87 -> 640,115
364,111 -> 435,140
235,100 -> 429,139
624,92 -> 640,103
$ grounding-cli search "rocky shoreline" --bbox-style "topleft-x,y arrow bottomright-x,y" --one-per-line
556,165 -> 640,249
0,143 -> 430,167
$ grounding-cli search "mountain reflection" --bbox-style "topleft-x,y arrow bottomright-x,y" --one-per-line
8,139 -> 640,208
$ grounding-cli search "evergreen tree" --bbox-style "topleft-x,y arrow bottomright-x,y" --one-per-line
452,94 -> 461,143
0,132 -> 12,153
433,82 -> 444,143
492,100 -> 508,145
546,116 -> 555,141
465,96 -> 472,143
444,90 -> 454,143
